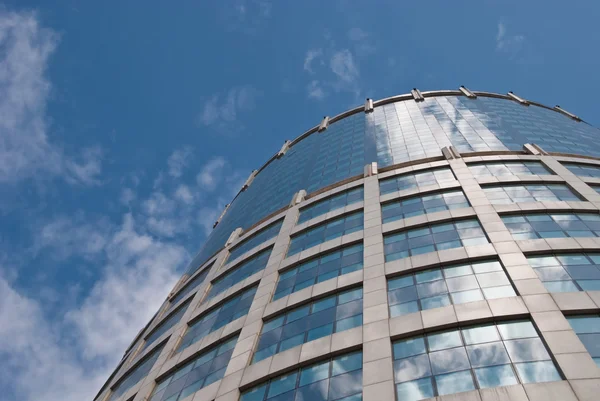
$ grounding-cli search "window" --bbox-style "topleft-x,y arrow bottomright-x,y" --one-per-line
287,212 -> 363,257
167,266 -> 211,313
526,253 -> 600,292
382,190 -> 470,224
566,315 -> 600,368
563,163 -> 600,178
384,219 -> 488,262
108,344 -> 165,401
253,288 -> 363,363
149,336 -> 238,401
228,220 -> 283,263
241,351 -> 363,401
273,244 -> 363,301
143,300 -> 191,350
392,321 -> 561,400
298,187 -> 364,224
205,248 -> 271,301
468,161 -> 552,178
502,213 -> 600,240
388,260 -> 516,317
177,286 -> 257,353
482,184 -> 581,205
379,167 -> 457,196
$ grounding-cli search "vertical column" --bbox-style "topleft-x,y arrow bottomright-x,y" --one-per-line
361,172 -> 396,401
214,204 -> 300,401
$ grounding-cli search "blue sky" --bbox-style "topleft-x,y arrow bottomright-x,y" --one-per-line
0,1 -> 599,400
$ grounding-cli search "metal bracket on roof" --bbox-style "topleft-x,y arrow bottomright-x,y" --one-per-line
226,227 -> 243,247
441,146 -> 461,160
213,203 -> 230,228
507,91 -> 530,105
411,88 -> 424,102
554,105 -> 582,122
523,143 -> 548,156
449,146 -> 461,159
364,162 -> 378,177
318,116 -> 330,132
291,190 -> 307,206
241,170 -> 258,191
277,140 -> 291,158
459,86 -> 477,99
364,98 -> 374,113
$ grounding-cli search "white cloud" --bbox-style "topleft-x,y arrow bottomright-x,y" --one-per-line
65,146 -> 104,186
303,49 -> 322,74
197,157 -> 227,191
495,22 -> 525,59
307,80 -> 326,100
221,0 -> 273,34
347,27 -> 375,57
330,49 -> 359,83
167,146 -> 193,178
120,188 -> 136,206
174,184 -> 194,204
198,86 -> 261,135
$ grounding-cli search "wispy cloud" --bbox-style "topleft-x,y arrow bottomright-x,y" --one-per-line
197,86 -> 261,135
330,49 -> 359,84
197,156 -> 227,191
219,0 -> 273,34
64,146 -> 104,186
495,22 -> 525,60
307,80 -> 326,100
303,49 -> 322,74
167,146 -> 193,178
347,27 -> 375,57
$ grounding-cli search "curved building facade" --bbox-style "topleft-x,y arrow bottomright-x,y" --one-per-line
97,88 -> 600,401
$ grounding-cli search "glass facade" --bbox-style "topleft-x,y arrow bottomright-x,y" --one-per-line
482,184 -> 581,204
379,167 -> 457,196
241,351 -> 363,401
468,161 -> 553,178
228,220 -> 283,263
287,212 -> 363,256
150,336 -> 238,401
526,253 -> 600,292
298,187 -> 364,224
384,219 -> 488,262
177,286 -> 257,352
381,189 -> 470,224
387,260 -> 516,317
566,315 -> 600,368
143,300 -> 191,350
109,344 -> 165,401
273,244 -> 363,300
502,213 -> 600,240
392,321 -> 561,400
563,163 -> 600,178
253,288 -> 362,363
167,267 -> 211,313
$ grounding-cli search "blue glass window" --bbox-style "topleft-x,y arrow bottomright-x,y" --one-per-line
167,265 -> 212,313
563,163 -> 600,178
228,220 -> 283,263
205,248 -> 271,301
387,260 -> 516,317
382,190 -> 470,224
177,286 -> 257,352
149,336 -> 238,401
379,168 -> 457,196
502,213 -> 600,240
241,351 -> 363,401
469,161 -> 553,178
482,184 -> 581,205
143,300 -> 191,350
566,315 -> 600,368
298,187 -> 364,224
526,253 -> 600,293
393,321 -> 560,400
253,288 -> 363,363
273,244 -> 363,300
109,344 -> 165,401
288,212 -> 363,257
384,219 -> 488,262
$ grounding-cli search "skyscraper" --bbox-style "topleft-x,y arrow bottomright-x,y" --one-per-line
96,88 -> 600,401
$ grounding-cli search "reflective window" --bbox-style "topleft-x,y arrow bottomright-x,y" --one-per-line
502,213 -> 600,240
482,184 -> 581,205
393,321 -> 561,400
273,244 -> 363,301
228,220 -> 283,263
566,315 -> 600,368
109,344 -> 165,401
379,168 -> 457,196
563,163 -> 600,178
205,248 -> 271,301
469,161 -> 553,178
382,190 -> 470,224
167,266 -> 212,312
387,260 -> 516,317
150,336 -> 238,401
526,253 -> 600,293
384,219 -> 488,262
177,286 -> 257,352
288,212 -> 363,257
253,288 -> 363,363
298,187 -> 364,224
143,300 -> 191,350
241,351 -> 363,401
